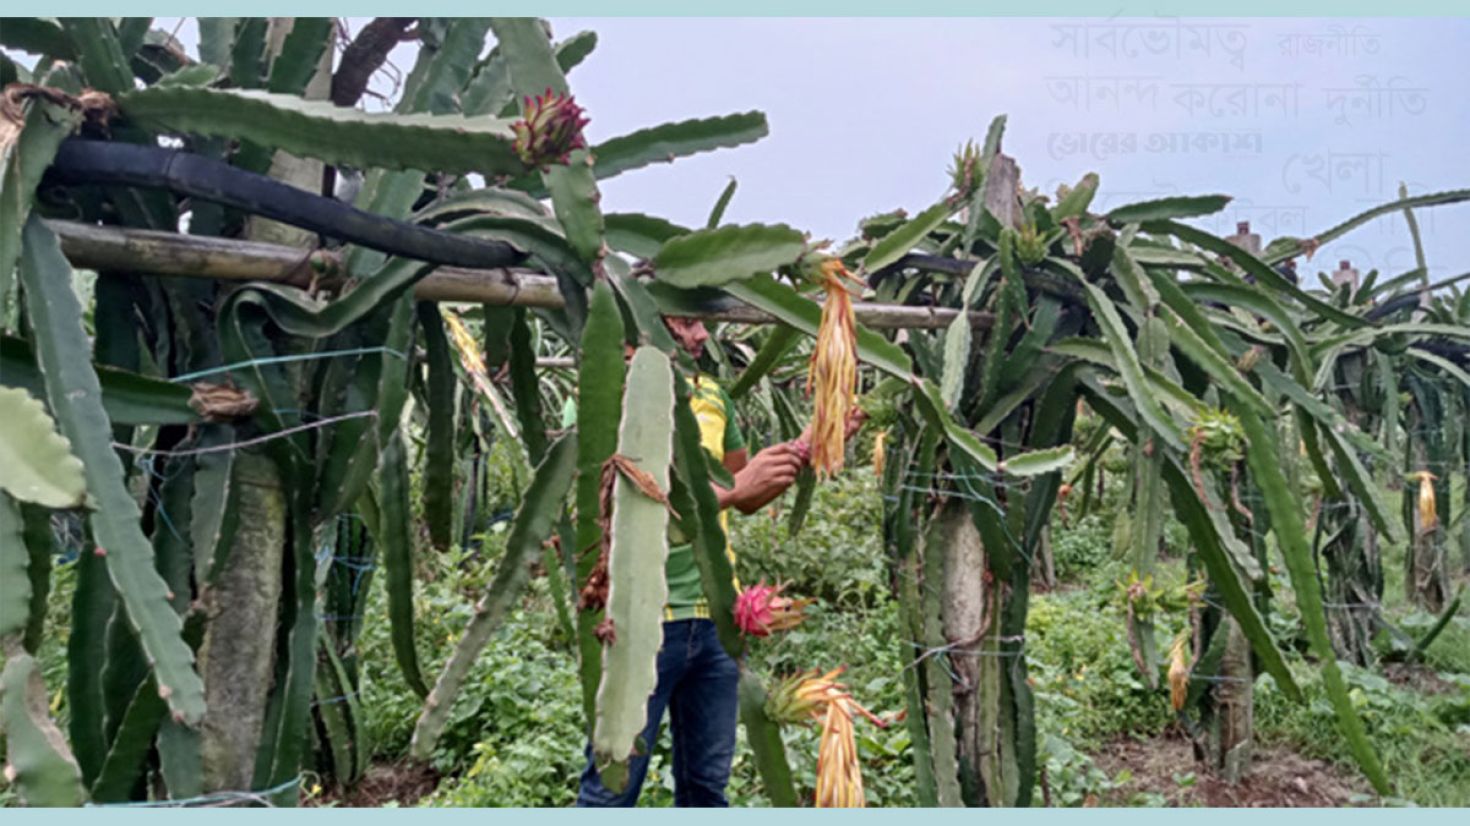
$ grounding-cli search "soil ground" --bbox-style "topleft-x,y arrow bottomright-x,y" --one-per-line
1090,732 -> 1368,807
1383,661 -> 1459,695
320,739 -> 1367,808
308,762 -> 440,808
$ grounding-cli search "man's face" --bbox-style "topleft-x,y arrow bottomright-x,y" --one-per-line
665,316 -> 710,359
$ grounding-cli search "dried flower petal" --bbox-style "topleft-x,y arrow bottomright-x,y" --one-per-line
187,380 -> 258,422
594,617 -> 617,645
578,547 -> 609,611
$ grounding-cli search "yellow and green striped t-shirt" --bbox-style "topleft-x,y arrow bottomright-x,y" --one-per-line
663,375 -> 744,621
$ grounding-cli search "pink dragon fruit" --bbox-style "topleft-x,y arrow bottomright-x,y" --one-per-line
734,581 -> 811,637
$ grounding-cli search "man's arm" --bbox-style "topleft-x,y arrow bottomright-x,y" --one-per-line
723,448 -> 748,475
710,442 -> 803,515
702,390 -> 862,516
720,383 -> 748,475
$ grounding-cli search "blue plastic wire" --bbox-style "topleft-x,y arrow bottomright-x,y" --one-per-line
170,346 -> 407,384
87,775 -> 304,808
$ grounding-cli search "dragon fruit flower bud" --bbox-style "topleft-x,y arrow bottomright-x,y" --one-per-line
512,88 -> 591,169
948,140 -> 984,198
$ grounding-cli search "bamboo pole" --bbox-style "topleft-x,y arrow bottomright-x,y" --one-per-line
49,220 -> 987,330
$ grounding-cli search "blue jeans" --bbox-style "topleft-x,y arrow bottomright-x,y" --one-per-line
576,619 -> 740,807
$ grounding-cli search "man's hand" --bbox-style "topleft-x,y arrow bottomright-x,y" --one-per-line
715,442 -> 805,514
795,408 -> 869,461
713,410 -> 867,515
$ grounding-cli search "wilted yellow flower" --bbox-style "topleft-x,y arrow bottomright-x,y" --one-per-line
815,700 -> 865,808
764,666 -> 886,808
1168,633 -> 1190,712
444,309 -> 521,443
764,661 -> 887,805
1414,470 -> 1438,533
767,667 -> 841,725
1236,345 -> 1264,373
808,259 -> 863,479
442,309 -> 486,375
871,429 -> 888,478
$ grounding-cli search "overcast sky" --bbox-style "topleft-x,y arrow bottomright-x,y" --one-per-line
546,17 -> 1469,286
19,17 -> 1470,286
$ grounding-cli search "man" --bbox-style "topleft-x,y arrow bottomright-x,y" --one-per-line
576,316 -> 843,807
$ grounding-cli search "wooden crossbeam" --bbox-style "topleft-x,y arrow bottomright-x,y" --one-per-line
49,220 -> 989,330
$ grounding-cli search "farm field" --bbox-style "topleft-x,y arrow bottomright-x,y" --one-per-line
1,15 -> 1468,809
